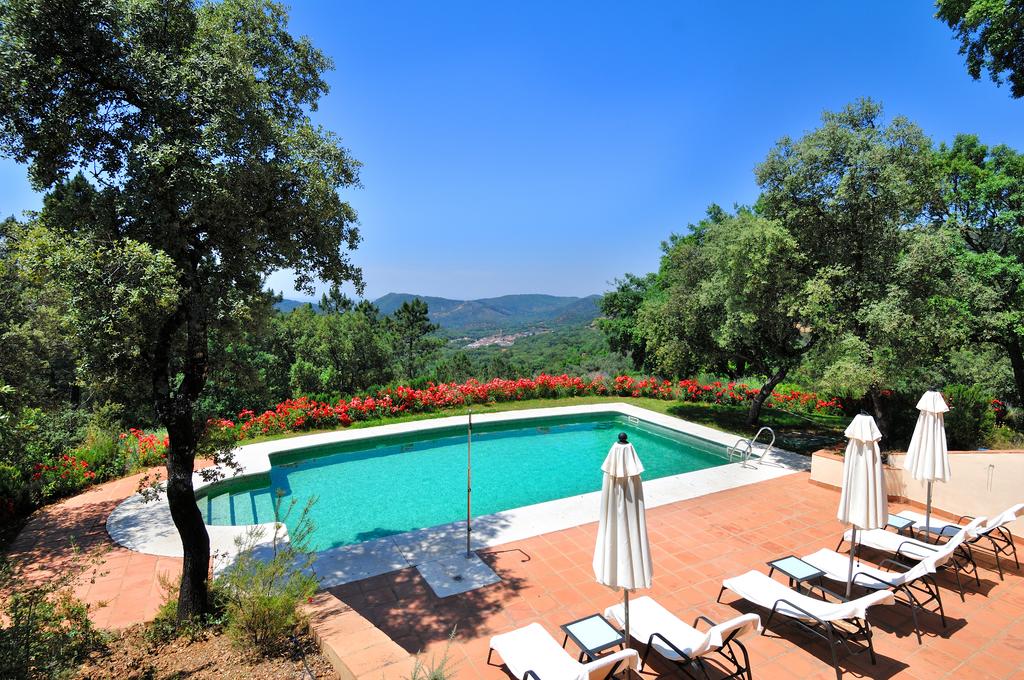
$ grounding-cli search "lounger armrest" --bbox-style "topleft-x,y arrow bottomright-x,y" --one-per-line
581,648 -> 639,678
957,514 -> 976,524
770,597 -> 826,625
897,540 -> 938,559
524,672 -> 542,680
647,631 -> 695,663
851,571 -> 894,589
693,614 -> 717,630
878,558 -> 912,574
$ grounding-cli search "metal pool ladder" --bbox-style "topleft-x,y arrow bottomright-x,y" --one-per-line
727,426 -> 776,468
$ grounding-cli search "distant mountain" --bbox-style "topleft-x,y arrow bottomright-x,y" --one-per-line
274,292 -> 602,336
275,298 -> 320,313
374,292 -> 601,335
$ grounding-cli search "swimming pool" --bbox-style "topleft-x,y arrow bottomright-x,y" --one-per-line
197,412 -> 729,551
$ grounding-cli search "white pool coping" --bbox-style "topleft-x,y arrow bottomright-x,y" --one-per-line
106,402 -> 809,585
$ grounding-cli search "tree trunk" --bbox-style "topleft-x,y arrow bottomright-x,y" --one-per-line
153,287 -> 211,622
165,420 -> 209,620
1006,335 -> 1024,408
746,368 -> 788,427
869,385 -> 888,443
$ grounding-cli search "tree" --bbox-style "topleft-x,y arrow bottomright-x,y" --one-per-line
287,302 -> 394,396
597,273 -> 658,371
639,209 -> 809,425
0,0 -> 362,619
936,0 -> 1024,98
391,299 -> 442,380
931,134 -> 1024,404
756,98 -> 936,427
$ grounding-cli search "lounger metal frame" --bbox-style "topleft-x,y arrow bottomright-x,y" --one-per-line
637,614 -> 753,680
953,514 -> 1020,580
717,581 -> 877,680
836,532 -> 979,602
842,558 -> 946,644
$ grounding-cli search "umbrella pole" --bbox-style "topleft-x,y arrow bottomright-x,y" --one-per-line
466,410 -> 472,557
925,480 -> 933,535
624,589 -> 630,648
846,526 -> 857,598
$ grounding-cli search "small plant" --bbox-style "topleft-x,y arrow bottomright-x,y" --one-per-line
0,556 -> 106,679
218,493 -> 319,655
405,629 -> 458,680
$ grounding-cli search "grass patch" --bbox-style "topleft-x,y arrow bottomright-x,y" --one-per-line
237,396 -> 842,455
666,402 -> 845,454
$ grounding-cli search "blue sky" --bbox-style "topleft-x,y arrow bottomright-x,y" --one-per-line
1,1 -> 1022,301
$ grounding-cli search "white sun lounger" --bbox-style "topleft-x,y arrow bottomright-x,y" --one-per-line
840,516 -> 986,600
718,570 -> 894,680
895,503 -> 1022,579
488,622 -> 639,680
801,547 -> 946,643
604,596 -> 760,678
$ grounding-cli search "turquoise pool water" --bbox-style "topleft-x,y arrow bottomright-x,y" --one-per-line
197,413 -> 728,551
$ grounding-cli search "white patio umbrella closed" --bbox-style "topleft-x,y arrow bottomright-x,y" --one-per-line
593,434 -> 653,645
837,413 -> 888,596
903,390 -> 951,534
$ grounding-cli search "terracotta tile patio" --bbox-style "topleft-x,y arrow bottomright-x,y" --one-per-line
313,474 -> 1024,680
6,467 -> 1024,679
5,467 -> 188,629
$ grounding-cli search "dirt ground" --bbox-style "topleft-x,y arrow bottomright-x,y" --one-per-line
75,626 -> 336,680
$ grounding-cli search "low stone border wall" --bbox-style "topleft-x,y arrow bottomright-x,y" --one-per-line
810,449 -> 1023,538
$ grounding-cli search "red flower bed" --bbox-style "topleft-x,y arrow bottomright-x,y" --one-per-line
119,374 -> 853,455
212,374 -> 844,442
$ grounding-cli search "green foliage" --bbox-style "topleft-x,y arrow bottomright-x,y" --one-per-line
598,273 -> 658,370
936,0 -> 1024,98
392,299 -> 444,381
454,325 -> 632,379
0,0 -> 365,617
0,558 -> 105,679
218,495 -> 319,655
944,384 -> 997,449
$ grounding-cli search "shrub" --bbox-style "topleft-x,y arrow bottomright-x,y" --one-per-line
218,495 -> 319,655
0,558 -> 105,679
74,425 -> 124,482
146,574 -> 224,644
944,384 -> 996,450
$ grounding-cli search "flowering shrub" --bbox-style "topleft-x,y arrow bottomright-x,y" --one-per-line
31,454 -> 96,500
992,398 -> 1006,426
118,428 -> 170,468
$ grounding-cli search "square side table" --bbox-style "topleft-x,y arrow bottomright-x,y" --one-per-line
560,613 -> 624,662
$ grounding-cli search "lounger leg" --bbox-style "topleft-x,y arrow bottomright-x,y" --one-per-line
865,621 -> 878,665
824,623 -> 841,680
487,648 -> 494,665
969,548 -> 981,586
993,539 -> 1004,580
903,585 -> 923,645
950,565 -> 966,602
733,639 -> 753,680
931,577 -> 947,628
716,585 -> 727,604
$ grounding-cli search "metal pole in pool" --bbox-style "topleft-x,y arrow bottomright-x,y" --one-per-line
466,409 -> 473,556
